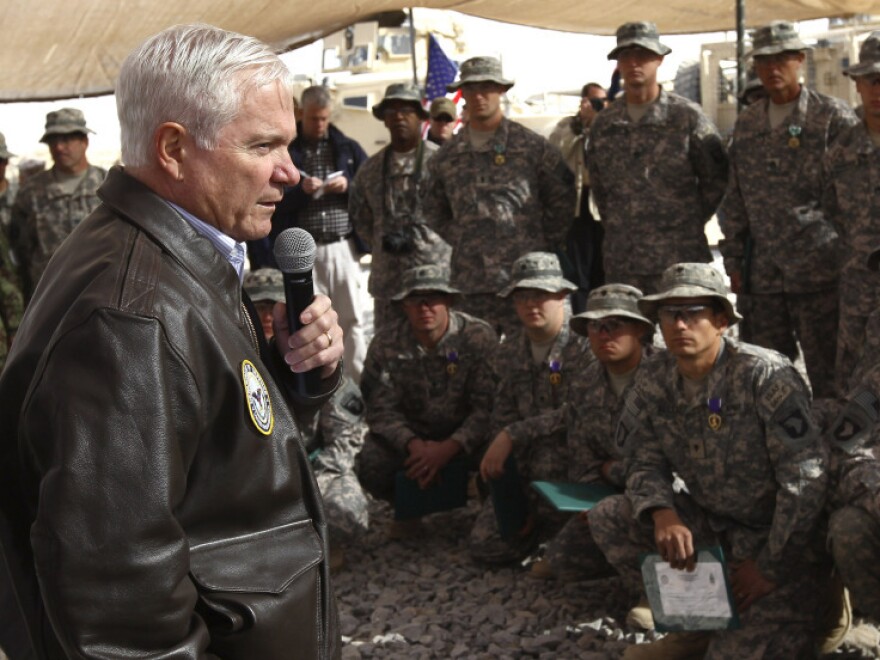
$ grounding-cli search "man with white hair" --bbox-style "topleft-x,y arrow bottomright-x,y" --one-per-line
0,24 -> 343,658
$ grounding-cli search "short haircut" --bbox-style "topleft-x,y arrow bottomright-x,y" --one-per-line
301,85 -> 333,110
117,24 -> 292,168
581,82 -> 605,97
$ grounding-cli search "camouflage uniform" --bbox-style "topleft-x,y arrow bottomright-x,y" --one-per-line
826,364 -> 880,620
358,307 -> 498,501
0,184 -> 23,371
590,337 -> 827,657
297,377 -> 370,543
422,116 -> 575,335
586,89 -> 728,291
719,86 -> 857,399
349,139 -> 450,331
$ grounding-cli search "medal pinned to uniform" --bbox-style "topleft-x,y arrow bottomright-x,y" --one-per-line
446,349 -> 459,376
493,143 -> 506,166
241,359 -> 274,435
707,397 -> 722,431
787,124 -> 802,149
548,359 -> 562,386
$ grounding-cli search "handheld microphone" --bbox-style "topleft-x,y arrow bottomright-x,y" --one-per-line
273,228 -> 322,398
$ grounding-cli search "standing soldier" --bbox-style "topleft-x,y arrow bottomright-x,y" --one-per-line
426,97 -> 457,146
349,83 -> 450,333
0,131 -> 24,370
423,57 -> 575,336
587,22 -> 728,294
719,21 -> 857,399
822,31 -> 880,390
11,108 -> 107,299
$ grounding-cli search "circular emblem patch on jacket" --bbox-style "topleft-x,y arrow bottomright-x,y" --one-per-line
241,360 -> 274,435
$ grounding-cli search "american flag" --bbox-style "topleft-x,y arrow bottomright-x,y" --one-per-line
425,34 -> 458,101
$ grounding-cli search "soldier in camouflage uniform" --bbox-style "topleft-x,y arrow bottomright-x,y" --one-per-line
422,57 -> 575,336
10,108 -> 107,300
357,264 -> 497,515
822,32 -> 880,391
826,357 -> 880,622
471,253 -> 593,564
534,284 -> 655,580
349,83 -> 450,333
587,22 -> 728,294
719,21 -> 858,400
590,263 -> 828,658
0,132 -> 24,370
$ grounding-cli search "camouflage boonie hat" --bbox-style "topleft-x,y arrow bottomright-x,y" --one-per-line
40,107 -> 94,143
371,82 -> 429,121
447,56 -> 514,92
429,97 -> 457,119
607,22 -> 672,60
498,252 -> 577,298
747,21 -> 811,58
392,264 -> 460,301
243,268 -> 285,304
845,31 -> 880,78
639,263 -> 742,325
0,131 -> 15,160
570,284 -> 652,337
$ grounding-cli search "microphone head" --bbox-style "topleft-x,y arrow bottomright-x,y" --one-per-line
274,228 -> 317,274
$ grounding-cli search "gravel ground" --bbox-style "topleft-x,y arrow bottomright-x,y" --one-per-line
333,498 -> 880,659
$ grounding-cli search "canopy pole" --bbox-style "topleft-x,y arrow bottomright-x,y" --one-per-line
736,0 -> 746,109
408,8 -> 418,87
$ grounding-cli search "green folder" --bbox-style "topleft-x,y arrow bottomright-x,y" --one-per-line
530,481 -> 621,512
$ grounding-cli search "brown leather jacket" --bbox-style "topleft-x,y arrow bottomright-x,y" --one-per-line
0,166 -> 341,659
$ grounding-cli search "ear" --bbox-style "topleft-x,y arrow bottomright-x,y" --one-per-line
155,122 -> 188,182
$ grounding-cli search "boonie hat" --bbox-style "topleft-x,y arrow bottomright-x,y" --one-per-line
40,107 -> 94,143
392,264 -> 460,301
447,56 -> 514,93
570,284 -> 652,337
607,22 -> 672,60
498,252 -> 577,298
371,82 -> 429,121
429,97 -> 457,120
243,268 -> 285,304
0,131 -> 15,160
747,21 -> 811,58
638,263 -> 742,325
845,31 -> 880,78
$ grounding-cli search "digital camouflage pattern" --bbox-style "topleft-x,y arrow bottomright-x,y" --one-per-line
349,140 -> 451,301
298,377 -> 370,543
586,89 -> 728,287
422,117 -> 574,296
11,164 -> 107,296
0,184 -> 23,370
822,121 -> 880,390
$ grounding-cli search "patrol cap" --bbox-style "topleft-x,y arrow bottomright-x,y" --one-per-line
243,268 -> 285,303
429,96 -> 457,120
607,22 -> 672,60
570,284 -> 652,337
446,56 -> 514,93
392,263 -> 460,301
371,82 -> 429,121
498,252 -> 577,298
844,31 -> 880,78
747,21 -> 811,58
40,107 -> 94,143
638,263 -> 742,325
0,131 -> 15,160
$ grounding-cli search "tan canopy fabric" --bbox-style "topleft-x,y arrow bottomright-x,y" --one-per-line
1,0 -> 874,101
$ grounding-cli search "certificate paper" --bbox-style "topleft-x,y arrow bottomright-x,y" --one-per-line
640,547 -> 740,631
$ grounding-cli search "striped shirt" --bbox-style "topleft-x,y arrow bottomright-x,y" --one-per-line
168,201 -> 247,281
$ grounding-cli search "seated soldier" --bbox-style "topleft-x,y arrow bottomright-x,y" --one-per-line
357,264 -> 497,534
589,263 -> 828,658
531,284 -> 655,580
472,252 -> 593,564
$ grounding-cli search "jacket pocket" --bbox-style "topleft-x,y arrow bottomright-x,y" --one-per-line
189,519 -> 324,658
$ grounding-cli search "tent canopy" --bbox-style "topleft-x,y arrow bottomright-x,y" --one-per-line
2,0 -> 875,102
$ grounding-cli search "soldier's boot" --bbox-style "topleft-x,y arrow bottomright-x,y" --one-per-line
622,632 -> 712,659
625,596 -> 655,631
817,573 -> 851,654
329,546 -> 345,574
388,517 -> 424,540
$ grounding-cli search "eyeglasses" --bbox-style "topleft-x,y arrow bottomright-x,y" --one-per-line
402,293 -> 449,308
383,105 -> 419,118
586,317 -> 631,335
588,97 -> 607,112
754,52 -> 802,67
512,289 -> 554,305
657,304 -> 712,325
